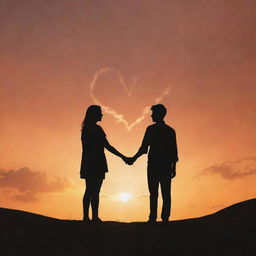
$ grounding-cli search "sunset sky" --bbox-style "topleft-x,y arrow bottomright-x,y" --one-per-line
1,0 -> 256,222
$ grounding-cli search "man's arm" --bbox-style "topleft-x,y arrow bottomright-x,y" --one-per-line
170,130 -> 178,178
170,162 -> 177,178
173,130 -> 178,163
128,127 -> 150,165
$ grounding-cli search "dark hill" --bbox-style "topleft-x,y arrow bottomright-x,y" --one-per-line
1,198 -> 255,256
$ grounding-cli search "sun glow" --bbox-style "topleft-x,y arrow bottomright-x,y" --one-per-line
119,193 -> 132,203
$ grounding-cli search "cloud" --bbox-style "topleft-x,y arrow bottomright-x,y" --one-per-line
0,167 -> 73,202
196,156 -> 256,180
11,192 -> 38,203
90,67 -> 171,131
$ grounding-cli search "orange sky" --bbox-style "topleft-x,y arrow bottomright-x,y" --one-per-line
0,0 -> 256,221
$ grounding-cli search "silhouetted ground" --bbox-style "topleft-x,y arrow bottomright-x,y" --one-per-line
1,199 -> 255,256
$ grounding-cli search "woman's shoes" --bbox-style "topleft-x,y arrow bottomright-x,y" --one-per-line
83,216 -> 103,223
146,218 -> 156,224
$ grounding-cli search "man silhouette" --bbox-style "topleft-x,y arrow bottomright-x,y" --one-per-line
129,104 -> 178,223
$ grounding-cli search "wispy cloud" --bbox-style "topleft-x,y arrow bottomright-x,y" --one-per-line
195,156 -> 256,180
0,167 -> 73,202
89,67 -> 171,131
11,191 -> 38,203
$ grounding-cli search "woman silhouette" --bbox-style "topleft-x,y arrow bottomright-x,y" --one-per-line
80,105 -> 127,222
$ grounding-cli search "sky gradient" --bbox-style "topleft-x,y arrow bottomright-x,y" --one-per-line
1,0 -> 256,221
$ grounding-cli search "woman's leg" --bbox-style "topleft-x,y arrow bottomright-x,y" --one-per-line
91,178 -> 103,221
83,179 -> 93,220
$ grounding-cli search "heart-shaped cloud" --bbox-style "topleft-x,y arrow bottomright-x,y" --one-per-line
90,67 -> 171,131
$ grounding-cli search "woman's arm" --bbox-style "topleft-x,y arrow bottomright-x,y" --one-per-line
104,139 -> 127,160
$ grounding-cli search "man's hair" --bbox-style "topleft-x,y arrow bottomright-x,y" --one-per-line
151,104 -> 167,119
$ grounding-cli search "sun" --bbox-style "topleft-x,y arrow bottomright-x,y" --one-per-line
119,192 -> 132,203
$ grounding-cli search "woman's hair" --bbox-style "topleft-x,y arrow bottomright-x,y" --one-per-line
81,105 -> 101,129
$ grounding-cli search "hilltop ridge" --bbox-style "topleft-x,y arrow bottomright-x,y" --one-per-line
1,198 -> 255,256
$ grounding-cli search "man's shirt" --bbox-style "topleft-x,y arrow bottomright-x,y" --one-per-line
139,121 -> 178,168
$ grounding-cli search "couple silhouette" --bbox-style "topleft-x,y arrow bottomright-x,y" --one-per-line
80,104 -> 178,223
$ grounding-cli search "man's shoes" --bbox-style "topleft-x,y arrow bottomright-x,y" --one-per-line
92,217 -> 103,223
